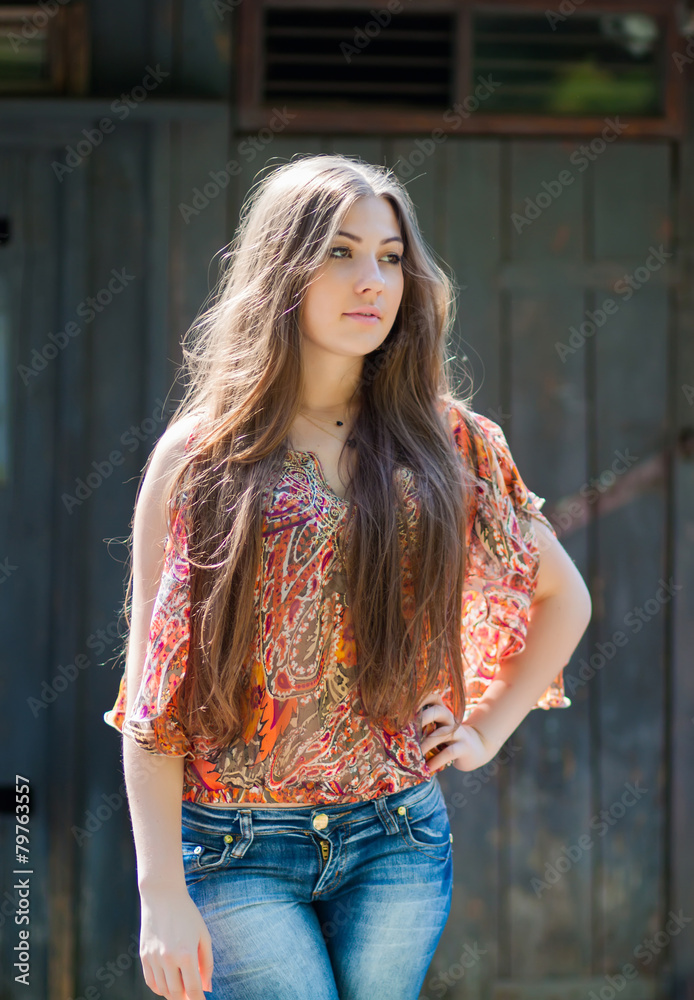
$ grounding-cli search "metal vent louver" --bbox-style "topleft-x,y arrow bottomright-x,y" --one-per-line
262,8 -> 455,107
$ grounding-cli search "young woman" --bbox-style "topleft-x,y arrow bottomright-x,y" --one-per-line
104,154 -> 591,1000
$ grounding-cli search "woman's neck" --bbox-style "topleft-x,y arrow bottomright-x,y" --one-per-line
297,351 -> 363,416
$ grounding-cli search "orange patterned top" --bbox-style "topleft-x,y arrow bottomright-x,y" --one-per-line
103,400 -> 570,805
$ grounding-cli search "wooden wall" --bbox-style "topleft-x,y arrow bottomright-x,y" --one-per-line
0,2 -> 692,998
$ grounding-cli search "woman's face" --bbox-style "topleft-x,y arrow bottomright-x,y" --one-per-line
299,194 -> 405,363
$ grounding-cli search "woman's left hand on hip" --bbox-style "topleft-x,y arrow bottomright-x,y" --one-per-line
417,692 -> 495,772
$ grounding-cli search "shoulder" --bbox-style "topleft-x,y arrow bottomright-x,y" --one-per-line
435,395 -> 490,456
145,411 -> 208,501
137,412 -> 205,531
152,411 -> 206,468
435,398 -> 529,506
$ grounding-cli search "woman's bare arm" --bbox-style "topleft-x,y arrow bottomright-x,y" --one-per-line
123,415 -> 192,893
122,415 -> 213,999
452,519 -> 591,758
420,519 -> 592,771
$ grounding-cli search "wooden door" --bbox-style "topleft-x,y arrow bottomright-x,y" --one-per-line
229,130 -> 684,998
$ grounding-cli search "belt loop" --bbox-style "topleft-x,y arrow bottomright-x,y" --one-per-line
374,794 -> 399,835
230,810 -> 254,857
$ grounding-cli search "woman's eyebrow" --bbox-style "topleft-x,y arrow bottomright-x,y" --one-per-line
337,230 -> 404,246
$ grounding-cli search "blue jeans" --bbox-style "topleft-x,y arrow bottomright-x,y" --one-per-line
181,776 -> 453,999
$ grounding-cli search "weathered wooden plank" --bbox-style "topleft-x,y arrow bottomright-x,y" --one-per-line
417,137 -> 505,1000
229,133 -> 325,251
169,111 -> 231,356
180,0 -> 231,98
0,149 -> 58,997
146,122 -> 174,413
671,68 -> 694,994
592,141 -> 671,978
47,143 -> 91,1000
507,138 -> 591,982
323,136 -> 384,167
441,138 -> 503,418
390,136 -> 440,250
81,123 -> 151,996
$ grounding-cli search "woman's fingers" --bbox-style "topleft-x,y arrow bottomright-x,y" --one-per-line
161,961 -> 188,998
142,957 -> 169,997
419,700 -> 455,738
179,953 -> 209,1000
416,690 -> 448,715
141,946 -> 209,1000
198,934 -> 214,994
426,748 -> 453,772
421,725 -> 457,751
139,889 -> 214,998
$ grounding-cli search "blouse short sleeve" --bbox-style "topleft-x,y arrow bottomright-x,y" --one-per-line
101,414 -> 213,760
103,502 -> 198,757
439,401 -> 571,719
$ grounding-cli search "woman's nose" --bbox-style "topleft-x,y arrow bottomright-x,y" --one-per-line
354,259 -> 386,292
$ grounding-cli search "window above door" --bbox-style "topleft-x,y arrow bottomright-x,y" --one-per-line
236,0 -> 687,136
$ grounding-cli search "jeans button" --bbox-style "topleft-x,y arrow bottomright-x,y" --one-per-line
313,813 -> 329,831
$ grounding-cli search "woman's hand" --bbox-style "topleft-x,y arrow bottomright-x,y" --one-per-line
139,886 -> 214,999
417,692 -> 499,773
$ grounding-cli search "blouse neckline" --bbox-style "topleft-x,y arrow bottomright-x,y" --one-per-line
283,449 -> 350,504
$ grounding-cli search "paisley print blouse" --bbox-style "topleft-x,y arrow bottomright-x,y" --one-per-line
103,400 -> 570,805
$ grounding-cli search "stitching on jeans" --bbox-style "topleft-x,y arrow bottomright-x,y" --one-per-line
183,782 -> 443,887
311,834 -> 347,897
312,796 -> 430,897
180,780 -> 436,828
399,803 -> 452,862
399,829 -> 452,862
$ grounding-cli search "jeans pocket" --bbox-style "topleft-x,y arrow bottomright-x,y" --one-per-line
401,788 -> 452,859
181,827 -> 235,882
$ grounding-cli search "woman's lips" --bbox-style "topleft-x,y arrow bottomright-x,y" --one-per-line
344,312 -> 380,324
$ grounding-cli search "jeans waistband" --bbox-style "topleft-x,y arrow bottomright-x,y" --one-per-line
181,777 -> 439,837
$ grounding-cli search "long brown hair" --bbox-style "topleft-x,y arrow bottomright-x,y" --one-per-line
125,153 -> 478,749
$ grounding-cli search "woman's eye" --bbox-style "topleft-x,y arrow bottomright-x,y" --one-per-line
329,246 -> 402,264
